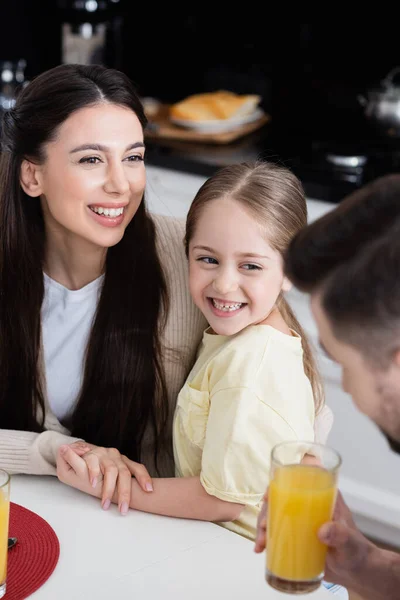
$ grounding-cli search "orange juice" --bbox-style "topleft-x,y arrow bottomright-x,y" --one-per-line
0,490 -> 9,586
267,464 -> 337,583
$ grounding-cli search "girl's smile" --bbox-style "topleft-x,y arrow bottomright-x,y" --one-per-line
189,197 -> 291,336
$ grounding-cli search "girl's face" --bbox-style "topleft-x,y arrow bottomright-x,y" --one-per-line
188,197 -> 291,336
22,103 -> 146,250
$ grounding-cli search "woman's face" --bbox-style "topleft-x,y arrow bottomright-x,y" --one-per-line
23,102 -> 146,249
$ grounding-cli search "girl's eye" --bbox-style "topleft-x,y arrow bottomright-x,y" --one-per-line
197,257 -> 218,265
242,263 -> 262,271
124,154 -> 144,162
79,156 -> 102,164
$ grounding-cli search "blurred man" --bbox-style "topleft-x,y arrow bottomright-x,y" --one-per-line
255,174 -> 400,600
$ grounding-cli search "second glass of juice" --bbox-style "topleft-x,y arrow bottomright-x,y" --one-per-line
0,469 -> 10,599
266,441 -> 341,594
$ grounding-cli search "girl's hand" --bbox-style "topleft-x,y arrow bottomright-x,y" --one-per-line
67,442 -> 153,514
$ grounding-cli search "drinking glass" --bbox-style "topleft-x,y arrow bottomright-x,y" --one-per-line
266,441 -> 341,594
0,470 -> 10,599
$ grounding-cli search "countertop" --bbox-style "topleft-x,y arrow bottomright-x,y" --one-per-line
9,475 -> 331,599
144,121 -> 362,205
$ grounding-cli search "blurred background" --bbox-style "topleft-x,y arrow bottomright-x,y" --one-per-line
1,4 -> 400,202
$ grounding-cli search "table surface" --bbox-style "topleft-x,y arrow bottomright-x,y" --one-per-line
9,474 -> 331,599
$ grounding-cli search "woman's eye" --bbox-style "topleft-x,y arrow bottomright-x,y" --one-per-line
197,257 -> 218,265
79,156 -> 102,164
242,263 -> 262,271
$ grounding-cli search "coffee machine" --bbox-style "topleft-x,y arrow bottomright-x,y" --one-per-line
57,0 -> 124,68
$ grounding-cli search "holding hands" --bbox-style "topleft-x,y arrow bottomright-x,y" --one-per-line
56,442 -> 153,515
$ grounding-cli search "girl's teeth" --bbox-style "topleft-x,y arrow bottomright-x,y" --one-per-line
212,299 -> 243,312
90,206 -> 125,217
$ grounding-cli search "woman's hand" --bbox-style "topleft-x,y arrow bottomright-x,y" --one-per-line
64,442 -> 153,514
57,445 -> 100,498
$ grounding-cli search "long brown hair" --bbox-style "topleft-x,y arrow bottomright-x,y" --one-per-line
0,64 -> 169,469
185,161 -> 324,414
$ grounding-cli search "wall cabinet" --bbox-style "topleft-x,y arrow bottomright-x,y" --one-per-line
146,164 -> 400,547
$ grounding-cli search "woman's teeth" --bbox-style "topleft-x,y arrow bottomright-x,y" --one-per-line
90,206 -> 125,217
212,299 -> 244,312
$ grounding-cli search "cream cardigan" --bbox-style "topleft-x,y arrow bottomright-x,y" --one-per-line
0,214 -> 207,477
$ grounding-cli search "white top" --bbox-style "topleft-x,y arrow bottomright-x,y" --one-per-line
0,215 -> 207,477
41,273 -> 104,422
9,474 -> 331,599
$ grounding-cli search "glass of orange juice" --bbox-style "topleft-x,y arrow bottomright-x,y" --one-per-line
266,441 -> 341,594
0,470 -> 10,599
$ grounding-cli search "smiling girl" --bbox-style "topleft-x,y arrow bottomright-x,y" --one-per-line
58,160 -> 327,541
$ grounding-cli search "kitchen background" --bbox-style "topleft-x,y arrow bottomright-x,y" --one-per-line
1,4 -> 400,202
1,4 -> 400,550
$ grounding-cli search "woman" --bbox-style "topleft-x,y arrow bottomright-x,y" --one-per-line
0,63 -> 206,512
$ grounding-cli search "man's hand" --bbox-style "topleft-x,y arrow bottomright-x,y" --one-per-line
254,489 -> 267,553
254,487 -> 380,594
318,491 -> 375,585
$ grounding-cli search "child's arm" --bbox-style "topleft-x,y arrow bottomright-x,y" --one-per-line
123,472 -> 244,521
57,444 -> 244,521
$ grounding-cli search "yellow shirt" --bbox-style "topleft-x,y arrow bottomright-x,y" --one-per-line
173,324 -> 315,540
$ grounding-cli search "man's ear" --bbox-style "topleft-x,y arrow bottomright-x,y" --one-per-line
282,277 -> 293,293
20,160 -> 43,198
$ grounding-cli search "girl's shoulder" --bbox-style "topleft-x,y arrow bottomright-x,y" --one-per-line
204,325 -> 304,386
214,324 -> 303,355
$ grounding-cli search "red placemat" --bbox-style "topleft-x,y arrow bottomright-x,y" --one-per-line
5,502 -> 60,599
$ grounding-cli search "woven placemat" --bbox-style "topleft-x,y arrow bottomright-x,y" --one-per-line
5,501 -> 60,599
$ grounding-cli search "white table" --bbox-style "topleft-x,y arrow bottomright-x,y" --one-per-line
9,475 -> 330,599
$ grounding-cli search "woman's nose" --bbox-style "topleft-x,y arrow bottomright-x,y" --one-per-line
103,163 -> 130,195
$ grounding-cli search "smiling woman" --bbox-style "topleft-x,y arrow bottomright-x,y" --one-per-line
20,103 -> 146,255
0,63 -> 205,512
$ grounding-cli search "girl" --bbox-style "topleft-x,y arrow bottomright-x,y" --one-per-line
0,63 -> 206,506
59,160 -> 329,537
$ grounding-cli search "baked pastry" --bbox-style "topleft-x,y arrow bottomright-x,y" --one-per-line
170,90 -> 261,122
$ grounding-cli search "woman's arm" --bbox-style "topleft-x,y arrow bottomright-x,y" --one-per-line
0,428 -> 83,475
57,445 -> 244,521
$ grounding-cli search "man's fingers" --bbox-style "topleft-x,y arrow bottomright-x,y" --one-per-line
318,521 -> 350,548
254,499 -> 267,553
254,519 -> 267,553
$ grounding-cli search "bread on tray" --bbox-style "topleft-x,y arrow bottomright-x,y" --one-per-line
170,90 -> 261,122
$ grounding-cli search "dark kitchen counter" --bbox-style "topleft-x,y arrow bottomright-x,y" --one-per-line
144,122 -> 367,205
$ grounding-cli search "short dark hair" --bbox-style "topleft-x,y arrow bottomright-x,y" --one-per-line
285,174 -> 400,365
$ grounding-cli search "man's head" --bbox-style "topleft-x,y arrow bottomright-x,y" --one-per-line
285,174 -> 400,450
